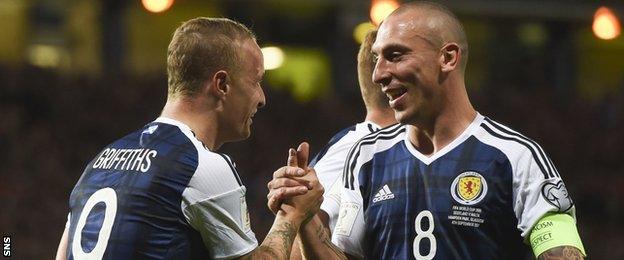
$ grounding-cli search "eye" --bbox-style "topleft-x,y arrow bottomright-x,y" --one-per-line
388,51 -> 403,62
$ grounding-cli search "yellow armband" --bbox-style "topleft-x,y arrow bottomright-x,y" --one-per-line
529,213 -> 586,258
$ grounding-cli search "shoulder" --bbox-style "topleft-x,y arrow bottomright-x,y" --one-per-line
473,116 -> 559,179
343,123 -> 406,188
347,123 -> 406,164
310,123 -> 371,166
147,118 -> 243,200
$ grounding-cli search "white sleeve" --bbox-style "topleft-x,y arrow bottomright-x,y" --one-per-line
331,179 -> 366,259
181,151 -> 257,259
513,147 -> 576,238
319,178 -> 342,233
315,138 -> 360,233
330,144 -> 369,259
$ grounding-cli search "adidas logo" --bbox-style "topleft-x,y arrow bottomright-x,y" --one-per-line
372,184 -> 395,203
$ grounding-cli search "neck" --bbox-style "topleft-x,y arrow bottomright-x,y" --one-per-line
365,107 -> 398,128
160,96 -> 222,150
407,80 -> 476,156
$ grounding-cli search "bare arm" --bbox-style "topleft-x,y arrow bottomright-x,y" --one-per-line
55,225 -> 69,260
287,144 -> 349,260
298,213 -> 349,260
265,143 -> 347,260
243,144 -> 324,260
239,212 -> 301,260
537,246 -> 584,260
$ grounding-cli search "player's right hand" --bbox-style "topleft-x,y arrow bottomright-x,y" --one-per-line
267,164 -> 310,214
266,143 -> 320,215
279,142 -> 324,223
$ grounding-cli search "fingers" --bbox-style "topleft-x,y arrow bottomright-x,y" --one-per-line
267,191 -> 281,214
287,148 -> 298,167
296,142 -> 310,169
267,177 -> 310,190
273,166 -> 306,179
267,186 -> 309,214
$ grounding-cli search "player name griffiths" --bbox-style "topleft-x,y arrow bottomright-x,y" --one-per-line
92,148 -> 158,173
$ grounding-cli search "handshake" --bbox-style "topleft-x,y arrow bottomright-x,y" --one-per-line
266,142 -> 325,226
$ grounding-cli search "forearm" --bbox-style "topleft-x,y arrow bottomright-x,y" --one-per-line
241,212 -> 301,260
55,226 -> 69,260
537,246 -> 584,260
298,215 -> 348,260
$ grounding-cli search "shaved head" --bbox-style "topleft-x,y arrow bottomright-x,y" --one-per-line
385,1 -> 469,72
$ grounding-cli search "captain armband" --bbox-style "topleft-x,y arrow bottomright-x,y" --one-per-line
529,213 -> 586,258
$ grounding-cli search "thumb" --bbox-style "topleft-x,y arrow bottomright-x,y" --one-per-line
296,142 -> 309,169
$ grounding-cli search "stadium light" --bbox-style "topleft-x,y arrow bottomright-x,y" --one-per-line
142,0 -> 174,13
28,44 -> 62,68
592,6 -> 621,40
353,22 -> 375,44
370,0 -> 399,25
261,46 -> 285,70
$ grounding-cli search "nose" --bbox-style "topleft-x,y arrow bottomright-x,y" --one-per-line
372,58 -> 391,88
257,86 -> 266,108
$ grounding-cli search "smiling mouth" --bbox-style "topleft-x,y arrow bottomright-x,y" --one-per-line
385,88 -> 407,101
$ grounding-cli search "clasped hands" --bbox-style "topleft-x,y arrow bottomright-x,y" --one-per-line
267,142 -> 324,224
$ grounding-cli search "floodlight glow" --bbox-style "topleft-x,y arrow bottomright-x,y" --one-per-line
28,44 -> 62,68
142,0 -> 174,13
353,22 -> 375,44
593,7 -> 621,40
261,46 -> 285,70
370,0 -> 399,25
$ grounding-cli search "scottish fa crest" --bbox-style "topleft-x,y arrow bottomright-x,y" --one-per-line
451,171 -> 488,205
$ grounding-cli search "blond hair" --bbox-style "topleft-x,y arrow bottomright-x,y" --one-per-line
358,29 -> 389,110
166,17 -> 256,97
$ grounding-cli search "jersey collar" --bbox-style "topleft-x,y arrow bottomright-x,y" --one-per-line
404,113 -> 484,165
154,117 -> 193,133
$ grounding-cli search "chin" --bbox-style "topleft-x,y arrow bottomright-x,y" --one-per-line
240,128 -> 252,139
395,110 -> 419,125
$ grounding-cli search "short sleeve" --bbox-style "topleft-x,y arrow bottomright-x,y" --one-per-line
315,139 -> 360,233
331,172 -> 366,259
181,150 -> 257,259
513,147 -> 576,238
183,186 -> 257,259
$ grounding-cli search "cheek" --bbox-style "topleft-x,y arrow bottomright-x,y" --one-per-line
394,62 -> 421,84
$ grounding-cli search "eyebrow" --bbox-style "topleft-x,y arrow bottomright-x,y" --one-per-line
373,43 -> 411,55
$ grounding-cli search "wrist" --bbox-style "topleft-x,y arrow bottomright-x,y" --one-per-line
276,209 -> 304,229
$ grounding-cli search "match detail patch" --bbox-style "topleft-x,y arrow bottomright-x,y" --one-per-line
334,202 -> 360,236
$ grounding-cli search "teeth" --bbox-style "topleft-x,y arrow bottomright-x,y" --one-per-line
386,88 -> 406,100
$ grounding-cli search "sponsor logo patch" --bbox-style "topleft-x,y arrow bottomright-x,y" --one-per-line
451,171 -> 488,205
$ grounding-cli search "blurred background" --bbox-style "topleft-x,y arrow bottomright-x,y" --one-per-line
0,0 -> 622,258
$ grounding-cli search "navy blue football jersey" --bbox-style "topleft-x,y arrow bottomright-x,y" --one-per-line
332,114 -> 576,260
66,117 -> 257,259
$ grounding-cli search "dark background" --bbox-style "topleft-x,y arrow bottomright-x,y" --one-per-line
0,0 -> 623,259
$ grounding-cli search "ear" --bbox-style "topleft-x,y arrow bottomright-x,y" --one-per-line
209,70 -> 229,99
439,43 -> 460,73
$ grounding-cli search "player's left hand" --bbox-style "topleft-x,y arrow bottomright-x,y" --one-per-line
267,142 -> 315,214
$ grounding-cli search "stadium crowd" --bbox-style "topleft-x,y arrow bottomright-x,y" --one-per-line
1,66 -> 622,258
